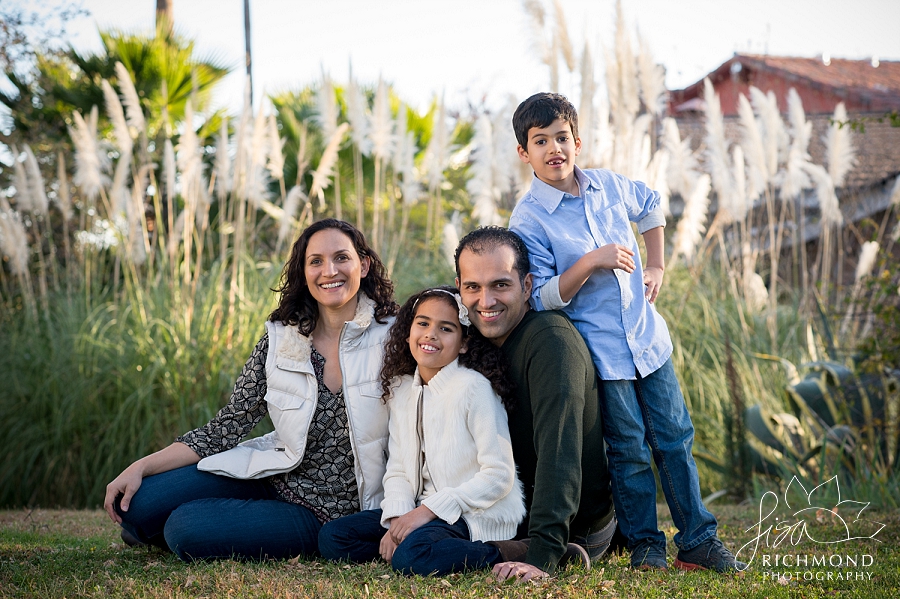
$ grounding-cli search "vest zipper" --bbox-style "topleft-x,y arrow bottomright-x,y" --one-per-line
337,320 -> 366,507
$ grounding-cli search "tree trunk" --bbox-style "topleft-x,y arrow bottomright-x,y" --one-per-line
156,0 -> 173,33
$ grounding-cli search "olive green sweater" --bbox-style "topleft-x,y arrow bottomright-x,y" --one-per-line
501,309 -> 615,573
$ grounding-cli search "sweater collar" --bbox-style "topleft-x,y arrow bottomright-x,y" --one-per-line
414,357 -> 463,396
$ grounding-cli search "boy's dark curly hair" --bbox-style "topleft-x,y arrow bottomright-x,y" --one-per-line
512,92 -> 579,150
269,219 -> 398,334
379,286 -> 516,412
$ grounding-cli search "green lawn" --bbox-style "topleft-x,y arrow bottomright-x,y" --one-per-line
1,504 -> 896,598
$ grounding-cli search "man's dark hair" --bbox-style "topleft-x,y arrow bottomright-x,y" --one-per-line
512,92 -> 579,149
454,226 -> 531,286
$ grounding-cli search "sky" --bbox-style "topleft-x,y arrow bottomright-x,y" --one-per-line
33,0 -> 900,115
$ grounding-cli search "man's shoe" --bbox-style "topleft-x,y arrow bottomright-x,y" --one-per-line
120,528 -> 145,547
559,542 -> 591,571
674,537 -> 747,573
487,539 -> 530,563
630,540 -> 668,570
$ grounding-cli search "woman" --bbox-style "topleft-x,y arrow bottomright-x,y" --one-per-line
103,219 -> 398,561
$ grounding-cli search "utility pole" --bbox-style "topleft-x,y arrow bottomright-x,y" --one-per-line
244,0 -> 253,106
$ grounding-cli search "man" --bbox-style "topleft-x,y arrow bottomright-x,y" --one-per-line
455,226 -> 616,581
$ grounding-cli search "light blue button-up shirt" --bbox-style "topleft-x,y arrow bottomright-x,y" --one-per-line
509,166 -> 672,381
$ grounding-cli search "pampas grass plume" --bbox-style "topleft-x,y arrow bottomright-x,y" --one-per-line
345,76 -> 372,156
702,78 -> 734,215
309,122 -> 350,207
636,31 -> 665,116
11,147 -> 33,213
802,162 -> 841,226
673,173 -> 711,262
315,74 -> 338,143
441,211 -> 462,269
779,88 -> 811,200
56,152 -> 73,222
369,77 -> 394,161
468,114 -> 502,227
267,112 -> 285,181
0,209 -> 30,275
114,61 -> 145,135
102,79 -> 133,156
737,93 -> 767,200
278,185 -> 306,247
23,145 -> 49,216
68,107 -> 109,201
552,0 -> 575,72
215,117 -> 232,195
826,102 -> 856,188
890,176 -> 900,207
425,97 -> 449,193
855,241 -> 879,283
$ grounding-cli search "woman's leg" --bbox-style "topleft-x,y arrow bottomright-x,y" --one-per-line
390,519 -> 501,576
163,496 -> 321,561
318,509 -> 385,563
115,464 -> 276,550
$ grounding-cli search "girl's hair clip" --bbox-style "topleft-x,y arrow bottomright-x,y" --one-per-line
414,288 -> 471,327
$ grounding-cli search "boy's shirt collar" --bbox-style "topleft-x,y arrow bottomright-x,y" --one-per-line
528,166 -> 597,214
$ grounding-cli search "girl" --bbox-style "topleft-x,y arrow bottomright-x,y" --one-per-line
319,286 -> 525,575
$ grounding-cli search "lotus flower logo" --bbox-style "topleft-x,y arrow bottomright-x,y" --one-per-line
734,475 -> 885,570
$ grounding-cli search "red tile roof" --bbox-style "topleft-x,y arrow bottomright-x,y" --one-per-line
669,54 -> 900,114
738,53 -> 900,100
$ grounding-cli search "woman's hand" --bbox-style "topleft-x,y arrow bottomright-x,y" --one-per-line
389,505 -> 437,544
379,529 -> 398,562
103,442 -> 200,524
104,463 -> 145,523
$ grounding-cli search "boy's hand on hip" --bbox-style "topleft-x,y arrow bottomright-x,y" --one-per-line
389,505 -> 437,544
643,266 -> 664,303
592,244 -> 635,273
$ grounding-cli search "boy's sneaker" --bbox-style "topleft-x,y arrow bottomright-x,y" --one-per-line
674,537 -> 747,573
630,540 -> 668,570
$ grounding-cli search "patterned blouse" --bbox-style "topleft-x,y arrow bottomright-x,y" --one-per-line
177,332 -> 360,523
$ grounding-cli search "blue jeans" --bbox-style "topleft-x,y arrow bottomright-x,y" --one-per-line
319,509 -> 501,576
115,465 -> 322,561
599,358 -> 717,551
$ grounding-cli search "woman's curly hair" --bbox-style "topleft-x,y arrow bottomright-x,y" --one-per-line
379,286 -> 516,412
269,219 -> 398,333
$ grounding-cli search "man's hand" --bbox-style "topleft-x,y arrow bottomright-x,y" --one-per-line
643,266 -> 664,303
379,529 -> 398,563
492,561 -> 549,582
389,505 -> 437,544
591,244 -> 635,274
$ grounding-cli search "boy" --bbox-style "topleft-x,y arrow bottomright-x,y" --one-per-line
508,92 -> 744,573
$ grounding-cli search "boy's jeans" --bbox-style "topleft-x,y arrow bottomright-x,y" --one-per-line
319,509 -> 501,575
115,464 -> 321,561
599,358 -> 717,551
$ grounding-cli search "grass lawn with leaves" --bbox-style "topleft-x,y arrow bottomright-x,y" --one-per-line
1,504 -> 897,598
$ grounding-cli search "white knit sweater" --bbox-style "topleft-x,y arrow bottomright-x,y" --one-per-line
380,359 -> 525,542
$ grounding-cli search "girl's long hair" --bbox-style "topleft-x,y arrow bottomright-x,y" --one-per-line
379,285 -> 515,411
269,219 -> 398,334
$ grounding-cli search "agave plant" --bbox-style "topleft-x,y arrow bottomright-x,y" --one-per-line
742,359 -> 897,487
